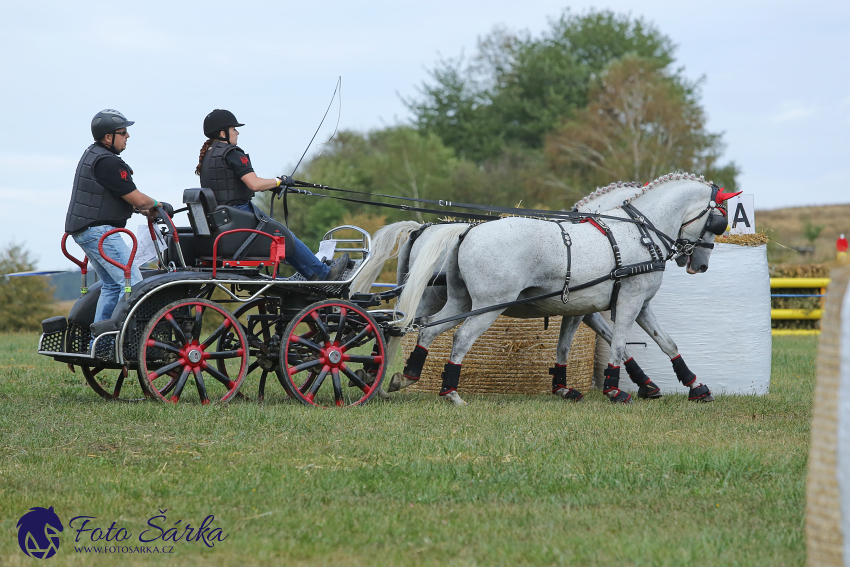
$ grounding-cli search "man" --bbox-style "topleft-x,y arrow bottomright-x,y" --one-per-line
65,109 -> 160,324
196,109 -> 349,281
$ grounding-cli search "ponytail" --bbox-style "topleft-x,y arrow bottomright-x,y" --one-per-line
195,139 -> 214,176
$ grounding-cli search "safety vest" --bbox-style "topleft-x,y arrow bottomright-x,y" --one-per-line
64,144 -> 135,233
199,141 -> 253,205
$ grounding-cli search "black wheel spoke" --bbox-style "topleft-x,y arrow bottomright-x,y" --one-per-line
307,367 -> 330,398
202,362 -> 237,389
248,360 -> 260,374
331,369 -> 343,406
147,359 -> 184,380
341,328 -> 371,352
160,374 -> 179,397
258,370 -> 268,401
345,355 -> 382,364
191,305 -> 204,343
291,358 -> 323,373
204,349 -> 243,360
291,335 -> 324,353
310,311 -> 332,344
340,364 -> 370,392
200,320 -> 233,350
164,314 -> 188,345
147,340 -> 182,356
170,366 -> 192,402
334,308 -> 347,346
194,367 -> 209,404
112,369 -> 126,398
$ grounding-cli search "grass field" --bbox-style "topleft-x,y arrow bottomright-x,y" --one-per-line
0,333 -> 814,566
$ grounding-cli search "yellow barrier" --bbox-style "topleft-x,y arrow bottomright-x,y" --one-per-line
770,278 -> 831,288
772,329 -> 822,336
772,309 -> 823,320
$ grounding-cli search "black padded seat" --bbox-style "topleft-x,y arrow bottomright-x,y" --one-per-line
183,188 -> 294,261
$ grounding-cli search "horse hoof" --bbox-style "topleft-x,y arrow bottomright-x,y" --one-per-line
605,389 -> 632,404
442,391 -> 467,406
638,381 -> 663,399
374,386 -> 391,400
553,387 -> 583,402
688,383 -> 714,403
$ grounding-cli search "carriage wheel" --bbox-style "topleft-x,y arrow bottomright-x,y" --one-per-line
80,365 -> 164,402
218,298 -> 293,401
138,298 -> 249,404
280,300 -> 386,407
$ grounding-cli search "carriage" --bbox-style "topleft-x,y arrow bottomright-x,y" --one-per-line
37,188 -> 403,407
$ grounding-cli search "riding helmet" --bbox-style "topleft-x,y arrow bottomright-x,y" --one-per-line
91,109 -> 134,140
203,109 -> 244,139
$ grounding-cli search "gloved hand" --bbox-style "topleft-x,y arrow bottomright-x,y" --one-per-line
278,175 -> 294,187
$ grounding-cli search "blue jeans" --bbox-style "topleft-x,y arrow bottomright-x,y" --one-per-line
232,203 -> 330,279
72,225 -> 143,323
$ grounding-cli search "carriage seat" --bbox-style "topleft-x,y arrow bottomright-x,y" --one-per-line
182,188 -> 294,262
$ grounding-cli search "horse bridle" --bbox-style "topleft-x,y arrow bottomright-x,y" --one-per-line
671,184 -> 728,262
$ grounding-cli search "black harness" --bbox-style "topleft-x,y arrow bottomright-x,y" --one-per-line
413,187 -> 728,329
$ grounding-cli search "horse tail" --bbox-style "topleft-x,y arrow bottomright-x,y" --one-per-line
394,223 -> 469,328
351,220 -> 422,294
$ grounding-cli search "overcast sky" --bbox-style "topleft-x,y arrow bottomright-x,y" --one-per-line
2,0 -> 847,270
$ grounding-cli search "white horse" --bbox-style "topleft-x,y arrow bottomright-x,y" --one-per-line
353,181 -> 666,400
358,173 -> 739,405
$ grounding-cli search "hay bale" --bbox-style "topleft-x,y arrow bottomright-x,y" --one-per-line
714,233 -> 769,246
401,317 -> 596,394
806,264 -> 850,566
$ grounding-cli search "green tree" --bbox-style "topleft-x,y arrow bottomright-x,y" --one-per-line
406,10 -> 675,162
545,55 -> 738,191
0,243 -> 54,332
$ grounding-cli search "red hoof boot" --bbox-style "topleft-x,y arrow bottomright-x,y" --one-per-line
688,383 -> 714,403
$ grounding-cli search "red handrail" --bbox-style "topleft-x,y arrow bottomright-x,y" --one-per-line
98,228 -> 138,297
61,233 -> 89,295
211,229 -> 285,278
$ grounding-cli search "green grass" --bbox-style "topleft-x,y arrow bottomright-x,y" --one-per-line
0,333 -> 814,566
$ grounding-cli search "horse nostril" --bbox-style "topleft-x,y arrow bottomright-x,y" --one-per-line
699,265 -> 708,273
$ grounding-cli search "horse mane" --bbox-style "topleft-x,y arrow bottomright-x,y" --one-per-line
572,172 -> 715,210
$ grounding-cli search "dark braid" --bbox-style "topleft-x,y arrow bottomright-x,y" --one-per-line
195,139 -> 214,176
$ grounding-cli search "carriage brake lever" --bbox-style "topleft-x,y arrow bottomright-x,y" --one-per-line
98,228 -> 138,298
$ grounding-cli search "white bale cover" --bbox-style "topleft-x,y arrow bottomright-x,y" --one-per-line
612,243 -> 771,395
841,282 -> 850,565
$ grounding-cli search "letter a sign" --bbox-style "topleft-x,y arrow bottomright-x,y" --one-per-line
728,194 -> 755,235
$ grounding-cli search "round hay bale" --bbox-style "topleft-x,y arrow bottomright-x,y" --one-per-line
401,317 -> 596,394
807,264 -> 850,566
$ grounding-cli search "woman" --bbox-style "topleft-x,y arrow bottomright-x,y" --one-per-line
196,109 -> 348,281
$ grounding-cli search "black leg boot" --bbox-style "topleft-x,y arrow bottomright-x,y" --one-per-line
670,355 -> 713,402
603,364 -> 632,404
624,357 -> 662,399
549,364 -> 583,401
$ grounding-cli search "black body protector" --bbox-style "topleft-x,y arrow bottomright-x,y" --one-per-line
65,144 -> 134,234
199,141 -> 254,206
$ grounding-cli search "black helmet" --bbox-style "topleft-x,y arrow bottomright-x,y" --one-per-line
91,109 -> 134,140
203,109 -> 244,140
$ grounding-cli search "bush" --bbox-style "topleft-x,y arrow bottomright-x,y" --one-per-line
0,243 -> 55,332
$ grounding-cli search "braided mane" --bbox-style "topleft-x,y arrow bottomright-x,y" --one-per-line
572,171 -> 715,210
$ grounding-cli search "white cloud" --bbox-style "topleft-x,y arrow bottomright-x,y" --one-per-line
771,101 -> 817,123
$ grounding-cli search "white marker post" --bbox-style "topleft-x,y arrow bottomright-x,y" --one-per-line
727,194 -> 755,235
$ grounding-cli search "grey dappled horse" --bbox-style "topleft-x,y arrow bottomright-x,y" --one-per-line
353,181 -> 668,400
356,173 -> 739,405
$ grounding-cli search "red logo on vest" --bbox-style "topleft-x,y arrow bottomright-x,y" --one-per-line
119,170 -> 128,180
240,156 -> 249,166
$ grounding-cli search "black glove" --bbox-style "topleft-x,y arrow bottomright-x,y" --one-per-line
278,175 -> 294,187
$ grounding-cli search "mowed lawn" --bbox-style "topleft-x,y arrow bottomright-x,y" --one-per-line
0,333 -> 813,566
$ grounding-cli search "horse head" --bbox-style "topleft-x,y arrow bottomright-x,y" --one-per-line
675,184 -> 741,273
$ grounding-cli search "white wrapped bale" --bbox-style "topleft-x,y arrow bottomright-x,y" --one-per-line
594,243 -> 772,395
